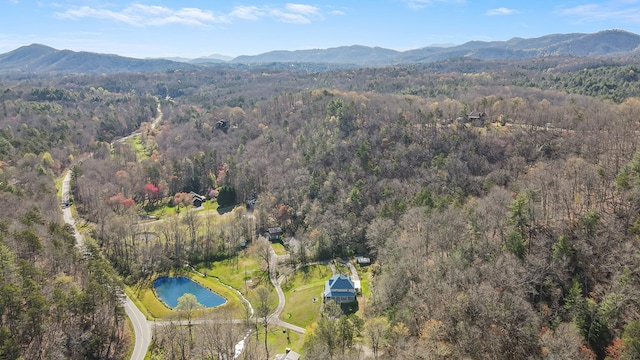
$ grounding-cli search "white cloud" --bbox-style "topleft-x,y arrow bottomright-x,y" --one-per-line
229,5 -> 264,20
56,4 -> 225,27
56,3 -> 325,26
331,10 -> 346,16
58,6 -> 140,26
285,3 -> 319,15
269,9 -> 311,23
403,0 -> 465,10
269,4 -> 321,23
558,1 -> 640,23
486,7 -> 519,16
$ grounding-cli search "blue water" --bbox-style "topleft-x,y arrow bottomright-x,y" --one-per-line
153,276 -> 226,309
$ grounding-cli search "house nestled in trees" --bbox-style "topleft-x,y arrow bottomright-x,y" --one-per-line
323,274 -> 356,304
267,227 -> 283,241
246,192 -> 257,209
215,119 -> 230,131
467,111 -> 487,125
191,192 -> 206,207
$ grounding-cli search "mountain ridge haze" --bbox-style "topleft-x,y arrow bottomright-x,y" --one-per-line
0,29 -> 638,73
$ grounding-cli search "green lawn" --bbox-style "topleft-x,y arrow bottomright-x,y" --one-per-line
253,325 -> 304,358
126,135 -> 149,161
196,253 -> 278,313
144,197 -> 220,219
197,254 -> 265,293
355,264 -> 372,298
355,264 -> 372,317
191,274 -> 249,318
128,270 -> 251,320
56,170 -> 65,200
246,285 -> 279,317
126,285 -> 172,319
334,261 -> 350,275
203,200 -> 219,211
280,264 -> 332,328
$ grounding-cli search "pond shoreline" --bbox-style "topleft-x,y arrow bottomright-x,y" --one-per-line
153,275 -> 227,309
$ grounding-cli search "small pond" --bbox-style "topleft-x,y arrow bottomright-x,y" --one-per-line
153,276 -> 226,309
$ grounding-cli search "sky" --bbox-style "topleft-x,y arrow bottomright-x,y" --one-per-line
2,0 -> 640,59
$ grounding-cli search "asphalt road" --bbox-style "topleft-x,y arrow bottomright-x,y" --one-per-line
123,297 -> 152,360
61,170 -> 152,360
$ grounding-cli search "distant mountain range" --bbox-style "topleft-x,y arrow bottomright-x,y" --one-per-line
0,44 -> 199,74
161,53 -> 233,63
1,30 -> 639,74
233,30 -> 640,65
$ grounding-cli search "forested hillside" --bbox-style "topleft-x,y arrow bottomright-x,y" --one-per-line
2,55 -> 640,359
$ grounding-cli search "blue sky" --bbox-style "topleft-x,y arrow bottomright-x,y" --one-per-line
2,0 -> 640,58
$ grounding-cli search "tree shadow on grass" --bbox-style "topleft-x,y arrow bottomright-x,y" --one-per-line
341,300 -> 359,316
217,205 -> 235,215
252,269 -> 271,286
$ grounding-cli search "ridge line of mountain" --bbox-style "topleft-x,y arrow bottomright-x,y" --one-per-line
1,29 -> 639,74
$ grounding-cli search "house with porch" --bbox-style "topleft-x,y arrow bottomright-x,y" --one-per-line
323,274 -> 356,304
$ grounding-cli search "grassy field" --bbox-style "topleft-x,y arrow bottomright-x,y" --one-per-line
271,242 -> 288,256
126,135 -> 149,161
196,253 -> 266,293
56,170 -> 65,200
355,264 -> 372,317
252,324 -> 304,358
191,274 -> 249,318
129,270 -> 251,320
141,191 -> 223,219
280,264 -> 332,328
134,286 -> 172,319
353,262 -> 372,296
334,261 -> 350,276
196,251 -> 279,313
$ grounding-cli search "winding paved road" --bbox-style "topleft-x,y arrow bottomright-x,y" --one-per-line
61,171 -> 152,360
61,100 -> 252,359
61,99 -> 165,360
124,298 -> 152,360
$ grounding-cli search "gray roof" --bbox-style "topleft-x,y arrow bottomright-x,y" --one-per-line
274,350 -> 300,360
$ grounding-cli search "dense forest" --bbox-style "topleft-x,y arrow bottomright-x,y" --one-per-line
3,55 -> 640,359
